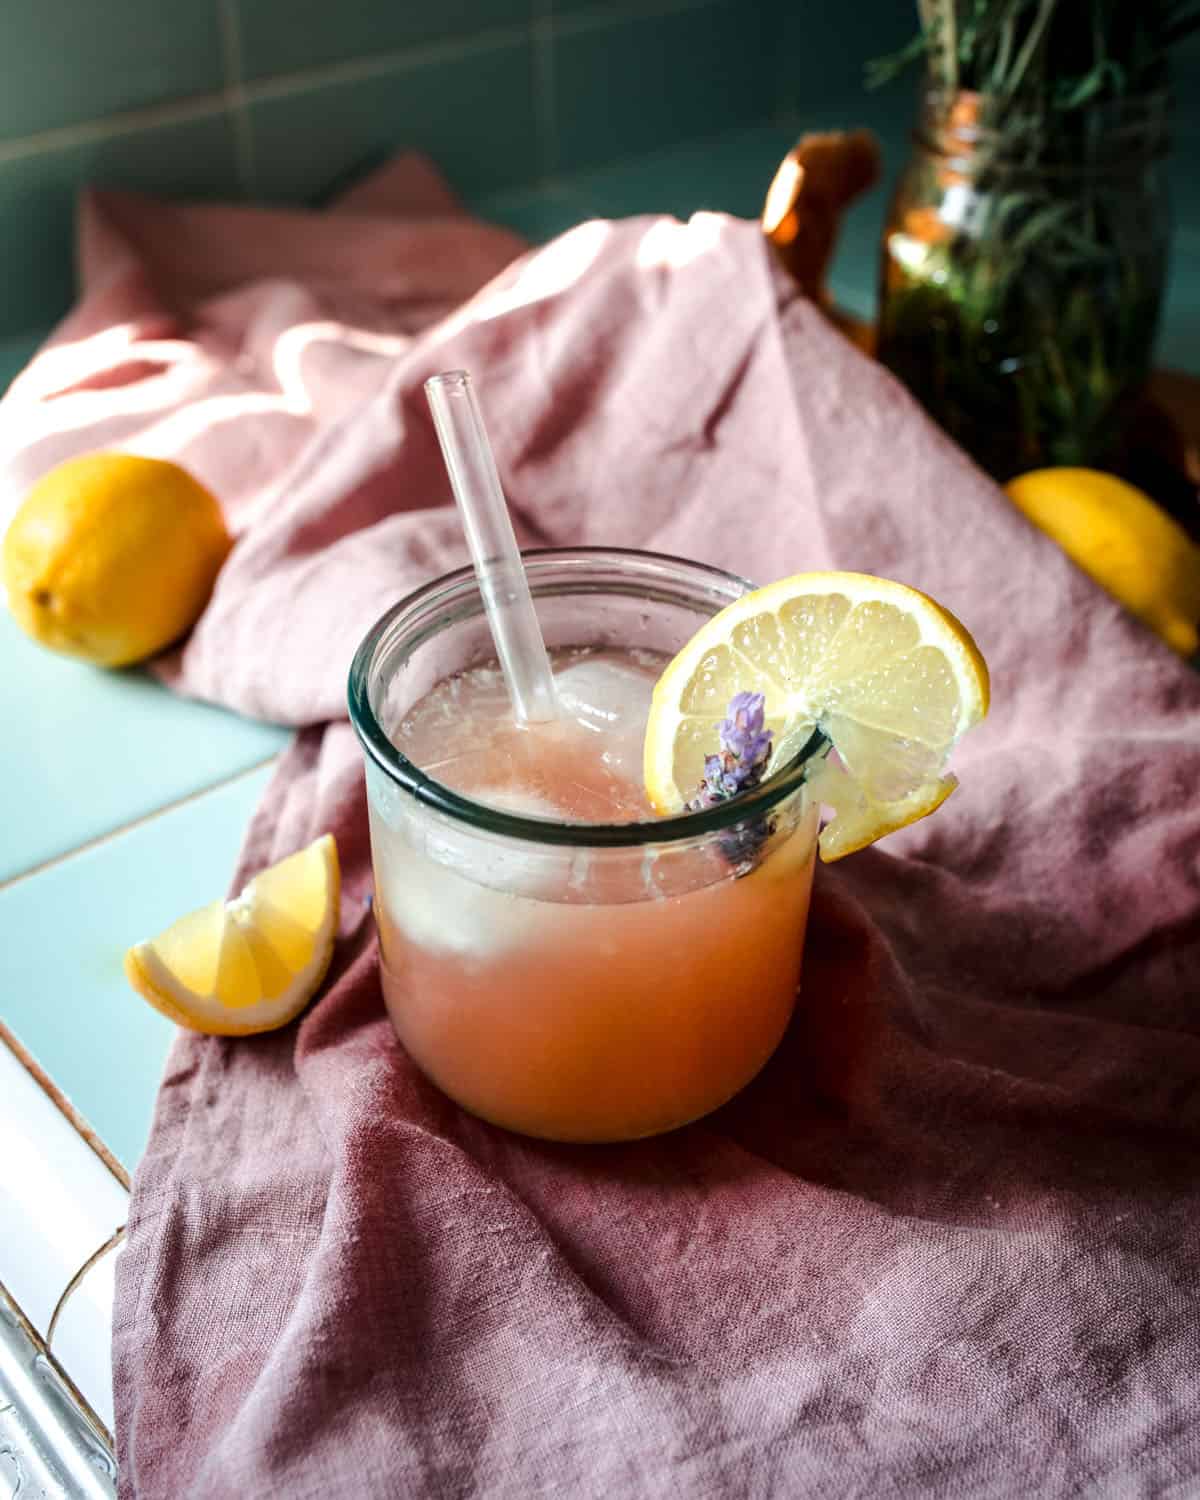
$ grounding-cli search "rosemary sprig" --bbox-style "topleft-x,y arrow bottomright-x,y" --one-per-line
877,0 -> 1200,107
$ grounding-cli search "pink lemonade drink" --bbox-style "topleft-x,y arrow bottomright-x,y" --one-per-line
349,551 -> 818,1143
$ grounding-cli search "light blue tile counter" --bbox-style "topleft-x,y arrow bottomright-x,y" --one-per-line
0,768 -> 274,1169
1,125 -> 1198,1179
0,613 -> 287,882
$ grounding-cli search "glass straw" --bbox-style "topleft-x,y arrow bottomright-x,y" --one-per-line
425,370 -> 558,724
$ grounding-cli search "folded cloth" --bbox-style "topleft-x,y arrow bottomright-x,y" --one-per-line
4,156 -> 1199,1499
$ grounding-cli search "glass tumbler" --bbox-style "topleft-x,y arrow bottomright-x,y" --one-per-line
348,548 -> 819,1143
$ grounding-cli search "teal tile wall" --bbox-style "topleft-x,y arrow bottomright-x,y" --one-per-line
236,0 -> 532,81
1170,32 -> 1200,368
0,113 -> 242,340
551,1 -> 770,174
773,0 -> 914,135
0,0 -> 778,345
247,38 -> 539,204
0,1 -> 224,139
1172,31 -> 1200,230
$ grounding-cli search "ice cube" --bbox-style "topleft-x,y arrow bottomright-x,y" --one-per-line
553,655 -> 656,781
471,786 -> 562,821
376,788 -> 566,959
379,847 -> 555,959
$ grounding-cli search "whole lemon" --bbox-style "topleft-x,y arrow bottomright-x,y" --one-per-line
2,453 -> 231,667
1004,467 -> 1200,660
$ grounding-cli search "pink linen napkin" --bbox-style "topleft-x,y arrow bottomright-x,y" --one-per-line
3,157 -> 1199,1499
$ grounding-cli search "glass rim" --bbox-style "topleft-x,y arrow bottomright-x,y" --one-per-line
347,546 -> 823,849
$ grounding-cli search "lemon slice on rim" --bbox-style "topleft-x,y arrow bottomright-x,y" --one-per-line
643,572 -> 989,861
124,834 -> 341,1034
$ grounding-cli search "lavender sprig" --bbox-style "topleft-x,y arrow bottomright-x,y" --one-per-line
685,692 -> 831,872
686,691 -> 774,812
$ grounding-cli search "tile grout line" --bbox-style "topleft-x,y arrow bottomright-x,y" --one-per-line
239,22 -> 534,104
215,0 -> 257,199
0,754 -> 281,896
0,0 -> 723,168
0,1016 -> 130,1191
0,90 -> 231,164
0,24 -> 529,166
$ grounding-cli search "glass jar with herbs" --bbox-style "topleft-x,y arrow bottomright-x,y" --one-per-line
874,3 -> 1192,481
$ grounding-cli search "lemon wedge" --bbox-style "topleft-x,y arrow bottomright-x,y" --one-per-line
643,571 -> 989,861
124,834 -> 340,1034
